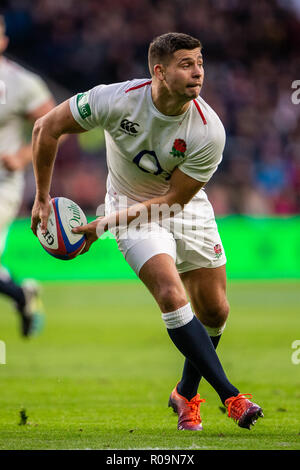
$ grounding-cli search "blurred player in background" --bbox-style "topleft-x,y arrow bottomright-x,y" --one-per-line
31,33 -> 263,430
0,15 -> 55,337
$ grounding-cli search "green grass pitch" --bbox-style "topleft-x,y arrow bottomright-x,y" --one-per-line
0,280 -> 299,450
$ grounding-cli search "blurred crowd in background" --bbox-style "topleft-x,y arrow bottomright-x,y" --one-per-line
2,0 -> 300,215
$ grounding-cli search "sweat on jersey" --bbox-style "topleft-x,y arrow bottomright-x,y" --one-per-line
69,79 -> 225,202
0,57 -> 52,195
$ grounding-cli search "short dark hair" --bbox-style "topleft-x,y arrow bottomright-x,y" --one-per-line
148,32 -> 202,76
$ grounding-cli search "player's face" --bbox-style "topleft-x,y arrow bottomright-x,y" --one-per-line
164,48 -> 204,100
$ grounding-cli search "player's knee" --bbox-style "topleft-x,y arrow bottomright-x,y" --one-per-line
157,284 -> 187,313
202,298 -> 229,328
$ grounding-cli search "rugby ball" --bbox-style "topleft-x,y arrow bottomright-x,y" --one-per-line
37,197 -> 87,260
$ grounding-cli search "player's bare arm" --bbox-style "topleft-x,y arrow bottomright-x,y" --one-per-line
73,168 -> 205,254
1,98 -> 55,172
31,99 -> 86,235
107,167 -> 205,229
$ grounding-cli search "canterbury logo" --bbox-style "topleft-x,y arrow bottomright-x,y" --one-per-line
120,119 -> 140,135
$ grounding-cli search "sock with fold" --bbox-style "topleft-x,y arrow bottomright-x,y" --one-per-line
162,303 -> 238,404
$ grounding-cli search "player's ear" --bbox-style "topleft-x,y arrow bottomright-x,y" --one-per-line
153,64 -> 166,81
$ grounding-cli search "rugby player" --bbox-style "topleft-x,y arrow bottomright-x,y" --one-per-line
31,33 -> 263,430
0,15 -> 55,336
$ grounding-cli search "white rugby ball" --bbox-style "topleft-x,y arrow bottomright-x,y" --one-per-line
37,197 -> 87,260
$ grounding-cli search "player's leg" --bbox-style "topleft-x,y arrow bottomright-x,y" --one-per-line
177,264 -> 229,400
106,189 -> 263,428
0,203 -> 26,312
139,253 -> 239,404
0,263 -> 44,338
181,264 -> 229,330
0,197 -> 44,337
168,191 -> 263,428
168,190 -> 229,402
0,264 -> 26,311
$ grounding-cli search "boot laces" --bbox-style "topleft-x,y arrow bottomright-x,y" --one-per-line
226,393 -> 253,419
184,396 -> 206,423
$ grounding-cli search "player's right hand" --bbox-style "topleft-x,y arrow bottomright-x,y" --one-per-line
31,194 -> 52,236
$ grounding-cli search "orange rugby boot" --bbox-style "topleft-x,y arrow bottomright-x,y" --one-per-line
225,393 -> 264,429
168,384 -> 206,431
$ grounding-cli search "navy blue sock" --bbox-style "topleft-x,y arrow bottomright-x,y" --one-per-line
0,278 -> 25,310
177,335 -> 222,400
167,316 -> 238,404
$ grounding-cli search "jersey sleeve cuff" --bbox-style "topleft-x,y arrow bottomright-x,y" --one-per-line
69,95 -> 94,131
178,165 -> 211,183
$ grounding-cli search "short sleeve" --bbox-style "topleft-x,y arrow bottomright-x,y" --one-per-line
20,71 -> 52,114
69,81 -> 129,131
178,125 -> 225,183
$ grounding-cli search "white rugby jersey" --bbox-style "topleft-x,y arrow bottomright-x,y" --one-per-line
0,57 -> 51,194
70,79 -> 225,202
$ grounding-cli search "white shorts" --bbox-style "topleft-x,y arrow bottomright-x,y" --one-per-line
104,184 -> 226,276
0,181 -> 22,256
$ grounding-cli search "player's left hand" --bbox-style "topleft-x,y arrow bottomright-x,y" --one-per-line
31,194 -> 52,236
72,217 -> 107,254
1,153 -> 24,171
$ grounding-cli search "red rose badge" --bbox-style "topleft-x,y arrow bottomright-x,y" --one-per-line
214,244 -> 223,258
170,139 -> 187,158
